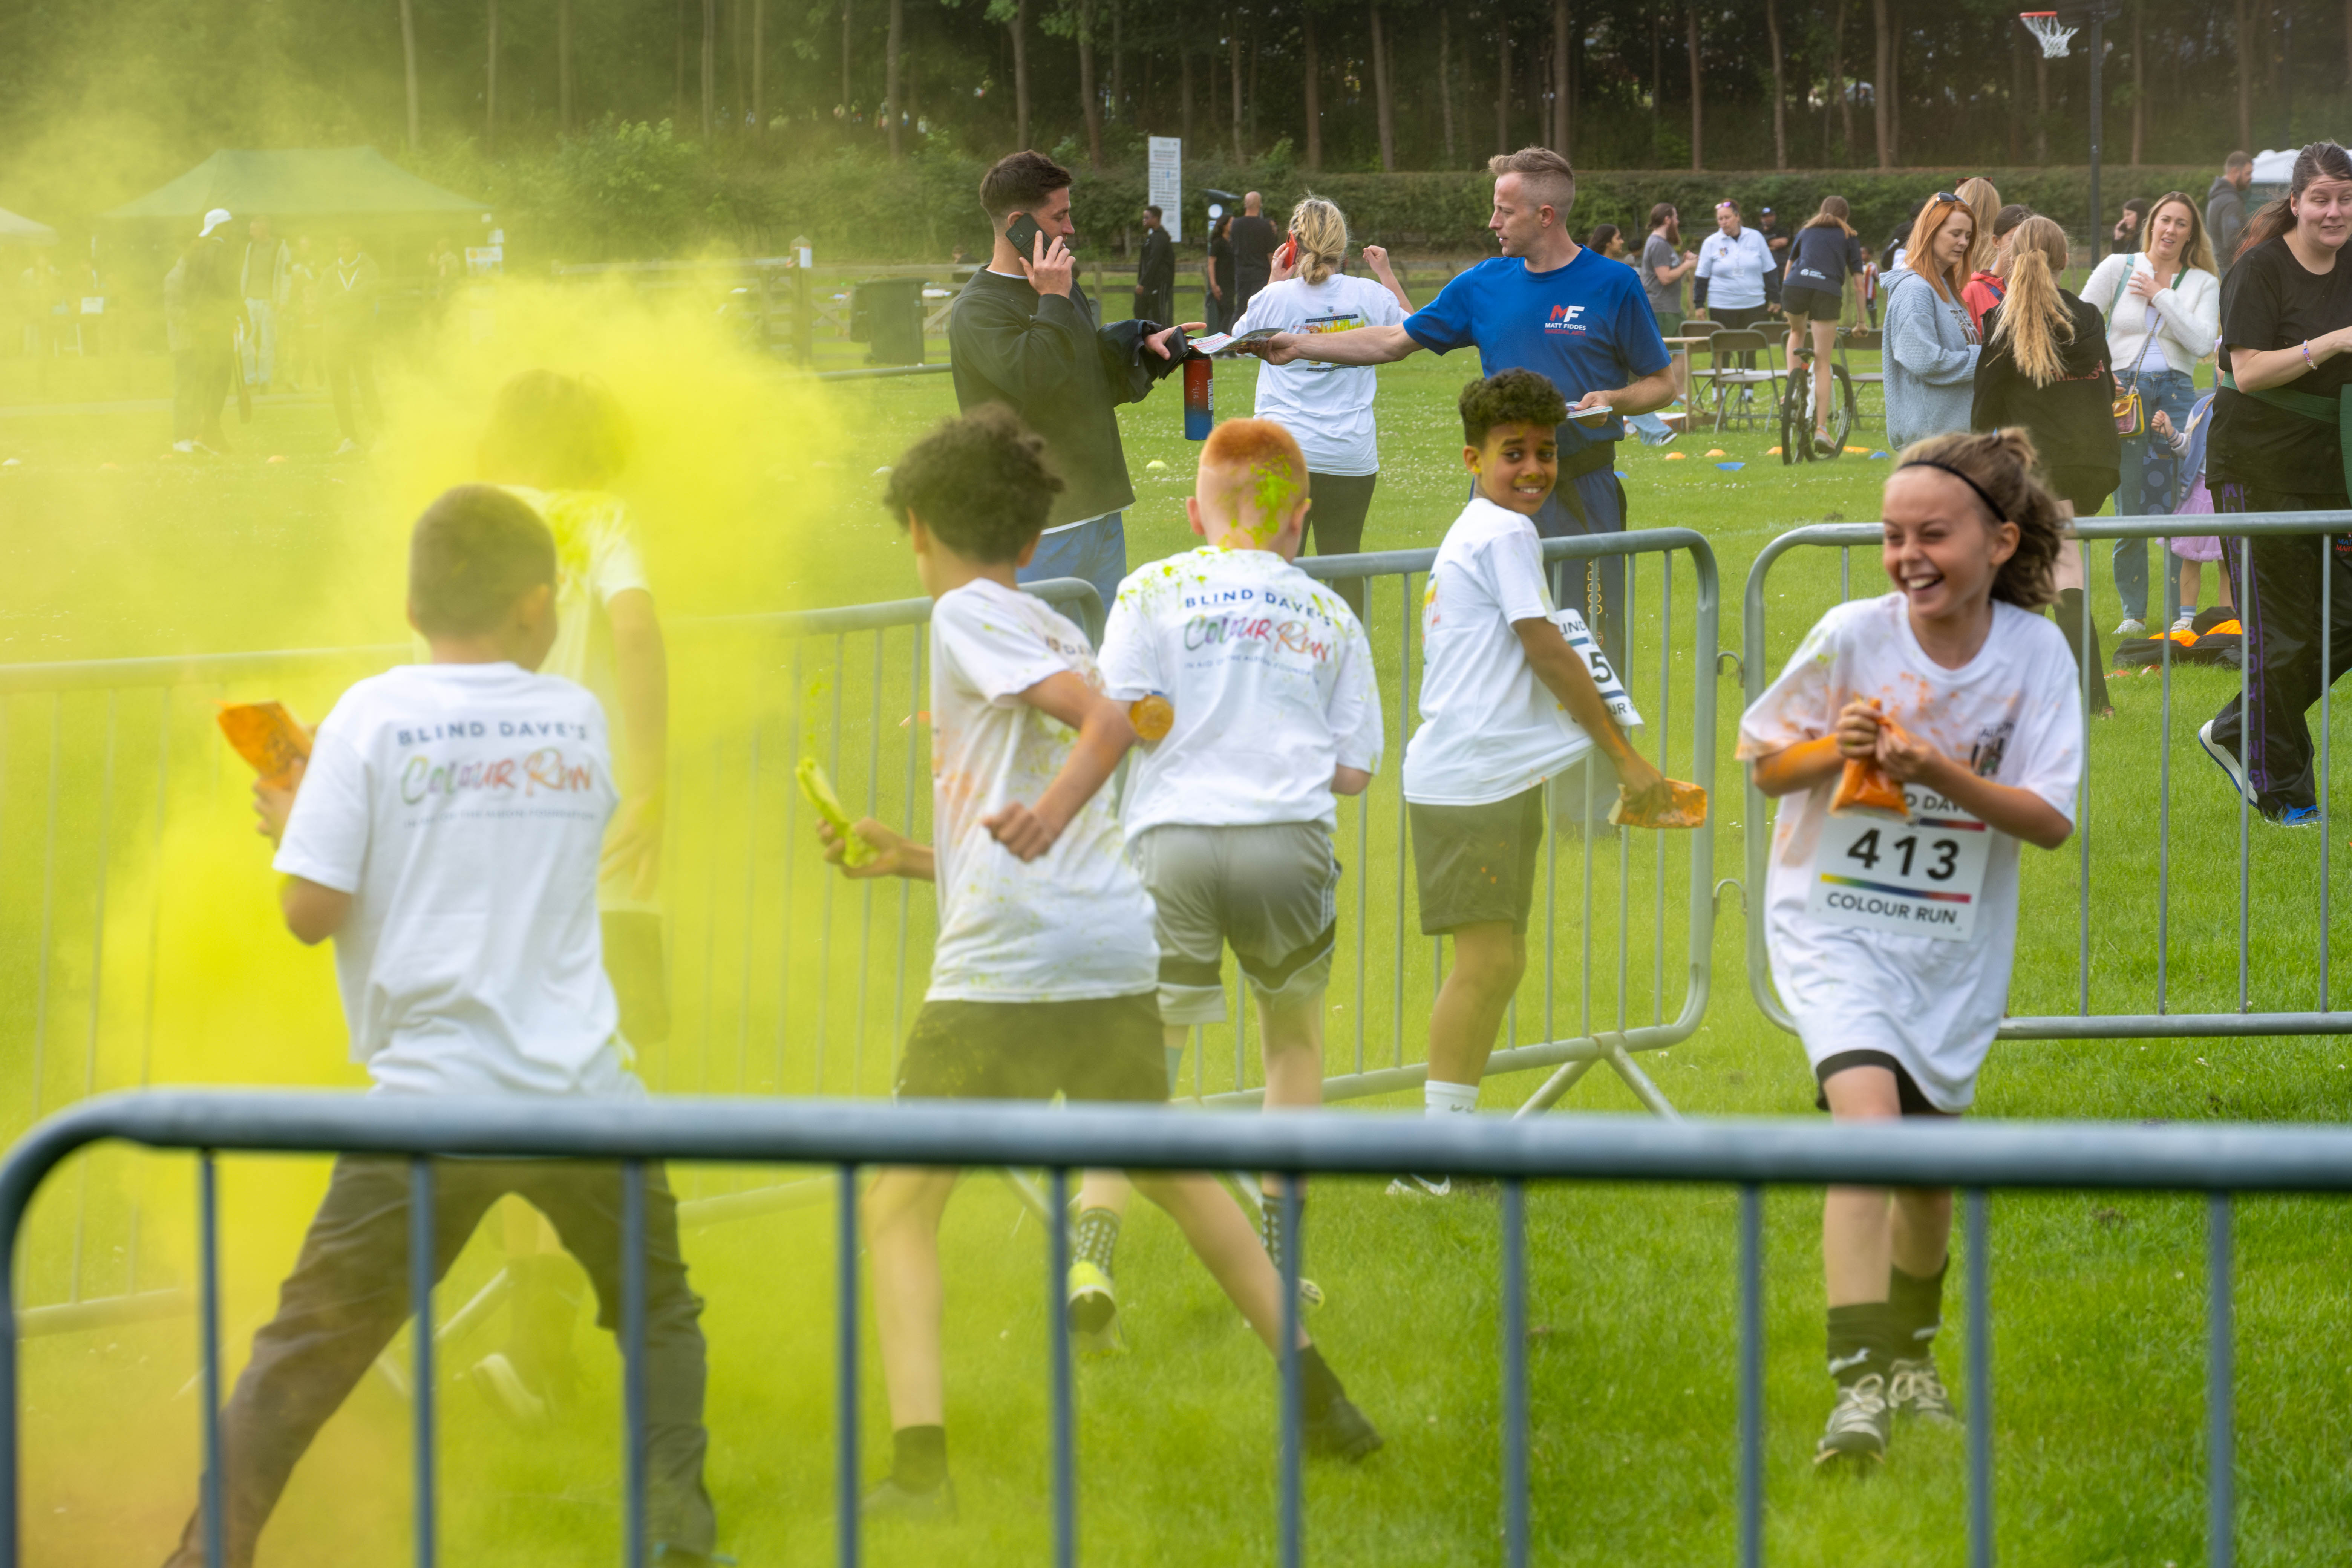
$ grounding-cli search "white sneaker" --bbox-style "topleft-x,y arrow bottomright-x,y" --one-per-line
2113,617 -> 2147,638
2171,609 -> 2199,634
170,440 -> 196,455
1385,1173 -> 1453,1199
467,1351 -> 550,1425
334,438 -> 363,455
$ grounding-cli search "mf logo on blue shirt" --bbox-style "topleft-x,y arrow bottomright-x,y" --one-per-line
1544,303 -> 1588,333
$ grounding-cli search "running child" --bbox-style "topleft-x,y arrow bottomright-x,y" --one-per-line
1739,428 -> 2083,1467
1397,368 -> 1673,1194
1066,416 -> 1384,1348
821,406 -> 1383,1521
167,485 -> 717,1566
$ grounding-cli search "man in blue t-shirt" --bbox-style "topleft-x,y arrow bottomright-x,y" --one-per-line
1249,146 -> 1674,671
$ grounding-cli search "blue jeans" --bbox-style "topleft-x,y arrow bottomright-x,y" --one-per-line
2110,368 -> 2199,622
1017,511 -> 1126,636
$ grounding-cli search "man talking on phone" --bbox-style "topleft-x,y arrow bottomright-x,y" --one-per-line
948,150 -> 1188,616
1243,147 -> 1674,673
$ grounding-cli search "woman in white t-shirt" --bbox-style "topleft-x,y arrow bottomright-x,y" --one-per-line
1231,196 -> 1411,620
1739,428 -> 2083,1471
1695,199 -> 1776,341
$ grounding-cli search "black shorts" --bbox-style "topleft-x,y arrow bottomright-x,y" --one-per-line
1409,785 -> 1546,935
895,995 -> 1169,1103
1813,1050 -> 1949,1117
1782,283 -> 1841,320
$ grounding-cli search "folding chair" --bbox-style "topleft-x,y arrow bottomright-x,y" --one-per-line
1700,329 -> 1782,433
1666,319 -> 1722,428
1838,327 -> 1885,429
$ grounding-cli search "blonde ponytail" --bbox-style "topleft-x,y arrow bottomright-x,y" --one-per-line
1990,214 -> 2073,388
1288,196 -> 1349,287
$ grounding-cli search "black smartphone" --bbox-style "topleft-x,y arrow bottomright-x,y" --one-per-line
1005,212 -> 1046,263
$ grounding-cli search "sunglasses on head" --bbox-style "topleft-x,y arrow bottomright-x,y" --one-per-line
1933,191 -> 1963,206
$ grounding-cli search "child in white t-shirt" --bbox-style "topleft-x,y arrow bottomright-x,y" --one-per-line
1397,369 -> 1672,1196
161,486 -> 718,1568
1740,428 -> 2083,1468
821,406 -> 1383,1520
1066,417 -> 1383,1347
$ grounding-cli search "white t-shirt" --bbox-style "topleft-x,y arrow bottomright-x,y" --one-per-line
1098,546 -> 1383,835
1231,273 -> 1409,476
1403,496 -> 1599,806
273,662 -> 637,1098
1696,227 -> 1776,311
1736,595 -> 2085,1111
927,577 -> 1160,1002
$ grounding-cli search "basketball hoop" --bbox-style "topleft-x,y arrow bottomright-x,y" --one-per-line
2018,10 -> 2078,58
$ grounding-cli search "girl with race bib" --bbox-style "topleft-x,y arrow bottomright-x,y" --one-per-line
1739,428 -> 2085,1470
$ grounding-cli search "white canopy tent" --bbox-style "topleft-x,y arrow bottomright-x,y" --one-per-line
0,208 -> 60,245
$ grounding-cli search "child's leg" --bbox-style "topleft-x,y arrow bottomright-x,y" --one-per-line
486,1196 -> 584,1412
864,1167 -> 962,1431
1132,1170 -> 1305,1354
163,1158 -> 496,1568
1427,921 -> 1527,1101
2179,559 -> 2202,616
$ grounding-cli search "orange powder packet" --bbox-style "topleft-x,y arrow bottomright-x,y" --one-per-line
216,701 -> 313,789
1608,778 -> 1709,830
1830,758 -> 1910,820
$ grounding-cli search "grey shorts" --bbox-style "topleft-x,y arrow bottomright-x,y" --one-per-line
1128,822 -> 1340,1025
1409,786 -> 1547,935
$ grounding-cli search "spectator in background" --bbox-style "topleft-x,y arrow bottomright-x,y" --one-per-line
1230,191 -> 1279,320
1962,204 -> 2034,332
1881,191 -> 1982,451
285,237 -> 321,393
239,217 -> 291,394
167,208 -> 238,456
1592,222 -> 1681,448
1587,223 -> 1625,259
322,231 -> 384,455
1134,204 -> 1176,327
1697,199 -> 1775,380
1955,177 -> 2004,276
2207,152 -> 2254,271
1970,213 -> 2119,715
1205,205 -> 1233,332
1640,203 -> 1697,338
2084,190 -> 2221,635
1782,196 -> 1867,455
427,236 -> 461,304
947,149 -> 1187,614
2110,198 -> 2153,258
1757,205 -> 1788,314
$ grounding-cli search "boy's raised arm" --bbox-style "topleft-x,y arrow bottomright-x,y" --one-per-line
985,671 -> 1138,860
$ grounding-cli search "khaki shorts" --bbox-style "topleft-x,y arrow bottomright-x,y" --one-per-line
1128,822 -> 1340,1025
1409,786 -> 1547,934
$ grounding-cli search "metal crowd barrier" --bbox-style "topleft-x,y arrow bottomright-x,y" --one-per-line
1742,511 -> 2352,1041
3,1087 -> 2334,1568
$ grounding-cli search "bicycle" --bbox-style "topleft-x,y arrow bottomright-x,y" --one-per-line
1779,343 -> 1857,466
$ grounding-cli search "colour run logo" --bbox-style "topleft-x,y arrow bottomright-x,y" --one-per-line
1182,613 -> 1335,660
401,748 -> 600,804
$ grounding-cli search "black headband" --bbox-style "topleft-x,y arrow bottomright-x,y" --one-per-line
1897,458 -> 2008,523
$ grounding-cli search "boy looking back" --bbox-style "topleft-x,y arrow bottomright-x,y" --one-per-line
1397,370 -> 1672,1193
822,406 -> 1383,1521
1063,418 -> 1383,1343
165,486 -> 717,1566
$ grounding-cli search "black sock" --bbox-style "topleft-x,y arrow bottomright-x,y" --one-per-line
1888,1259 -> 1948,1361
1259,1191 -> 1304,1276
892,1424 -> 948,1491
1071,1206 -> 1121,1277
1825,1302 -> 1899,1387
1297,1343 -> 1345,1416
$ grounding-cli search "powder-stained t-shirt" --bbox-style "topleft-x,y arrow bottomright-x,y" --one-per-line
274,662 -> 637,1098
1403,496 -> 1601,806
1098,546 -> 1383,835
1736,595 -> 2084,1111
1404,250 -> 1672,453
926,577 -> 1159,1003
2207,236 -> 2352,500
1231,273 -> 1409,475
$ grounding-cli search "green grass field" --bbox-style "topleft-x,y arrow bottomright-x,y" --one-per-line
3,325 -> 2350,1568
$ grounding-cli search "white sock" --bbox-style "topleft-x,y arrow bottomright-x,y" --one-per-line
1424,1080 -> 1479,1117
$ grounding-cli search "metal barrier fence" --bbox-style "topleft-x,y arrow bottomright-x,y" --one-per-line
1742,511 -> 2352,1041
3,1087 -> 2337,1567
0,531 -> 1714,1330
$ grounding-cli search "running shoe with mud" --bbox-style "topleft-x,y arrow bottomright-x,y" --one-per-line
1887,1356 -> 1960,1427
1813,1373 -> 1892,1467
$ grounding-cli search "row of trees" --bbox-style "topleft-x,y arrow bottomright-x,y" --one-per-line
3,0 -> 2344,203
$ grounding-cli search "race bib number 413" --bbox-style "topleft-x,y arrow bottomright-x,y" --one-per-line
1805,784 -> 1992,942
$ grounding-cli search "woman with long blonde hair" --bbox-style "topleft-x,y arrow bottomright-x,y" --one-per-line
1228,194 -> 1413,619
1881,191 -> 1982,449
1971,214 -> 2121,715
2082,190 -> 2222,632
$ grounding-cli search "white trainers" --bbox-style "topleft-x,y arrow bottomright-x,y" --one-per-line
2113,617 -> 2147,637
1814,1373 -> 1892,1466
2171,609 -> 2199,634
335,438 -> 363,455
1887,1356 -> 1961,1427
170,439 -> 196,455
1385,1173 -> 1453,1199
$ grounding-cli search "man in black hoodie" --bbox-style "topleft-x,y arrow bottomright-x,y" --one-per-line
1135,204 -> 1176,329
948,150 -> 1187,616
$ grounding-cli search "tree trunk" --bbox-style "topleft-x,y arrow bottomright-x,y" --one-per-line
2007,24 -> 2022,164
1110,0 -> 1124,124
485,0 -> 499,152
1649,4 -> 1661,165
703,0 -> 716,139
733,0 -> 747,134
1870,0 -> 1890,169
1496,15 -> 1510,156
1832,0 -> 1851,163
886,0 -> 903,156
1248,14 -> 1260,147
1765,0 -> 1785,168
2129,0 -> 2142,166
1371,6 -> 1395,170
1303,6 -> 1322,170
1013,0 -> 1029,147
1229,13 -> 1243,162
753,0 -> 765,130
1887,0 -> 1899,163
1439,6 -> 1456,165
1079,0 -> 1101,169
839,0 -> 851,121
558,0 -> 573,133
400,0 -> 421,149
1685,4 -> 1701,171
2034,48 -> 2047,164
1181,47 -> 1193,147
1552,0 -> 1570,153
675,0 -> 685,120
2233,0 -> 2252,152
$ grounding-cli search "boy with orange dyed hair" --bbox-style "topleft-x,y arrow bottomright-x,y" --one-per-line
1070,418 -> 1383,1344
